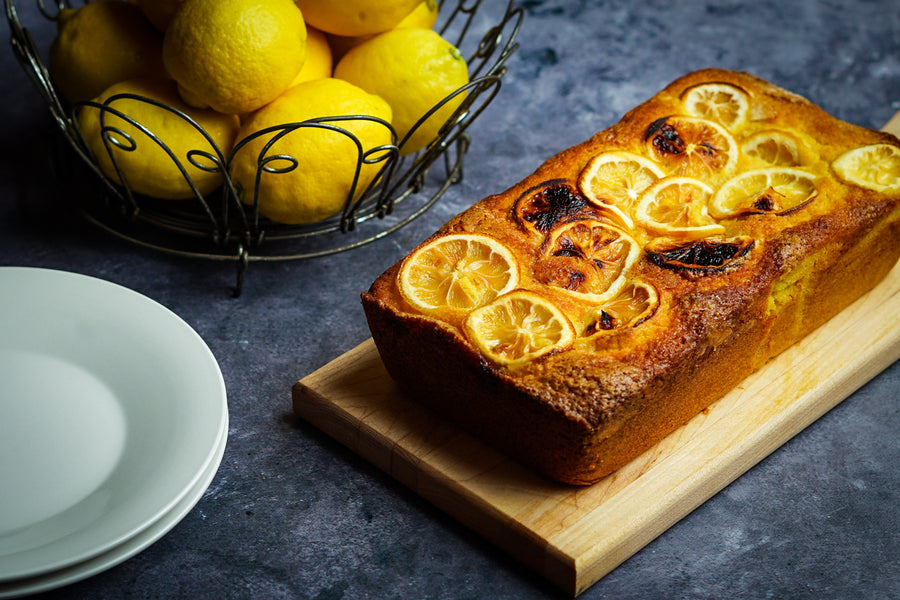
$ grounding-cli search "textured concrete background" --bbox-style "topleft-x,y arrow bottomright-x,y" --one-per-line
2,0 -> 899,598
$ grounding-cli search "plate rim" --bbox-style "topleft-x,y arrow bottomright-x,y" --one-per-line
0,410 -> 229,598
0,267 -> 229,580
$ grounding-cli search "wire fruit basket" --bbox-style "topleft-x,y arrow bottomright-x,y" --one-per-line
6,0 -> 523,295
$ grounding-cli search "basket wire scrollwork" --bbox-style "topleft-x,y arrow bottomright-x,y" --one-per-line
5,0 -> 523,295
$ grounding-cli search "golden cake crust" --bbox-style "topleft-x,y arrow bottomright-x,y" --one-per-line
362,69 -> 900,485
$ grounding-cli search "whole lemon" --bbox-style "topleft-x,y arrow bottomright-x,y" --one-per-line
334,27 -> 469,155
326,0 -> 439,62
162,0 -> 307,115
295,0 -> 421,37
289,26 -> 333,88
231,78 -> 393,225
48,0 -> 167,104
396,0 -> 439,29
135,0 -> 183,31
77,78 -> 240,200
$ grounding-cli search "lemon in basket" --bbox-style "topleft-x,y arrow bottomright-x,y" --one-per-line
334,27 -> 469,155
230,78 -> 393,225
326,0 -> 440,62
48,0 -> 168,104
76,77 -> 240,200
162,0 -> 307,115
395,0 -> 440,29
135,0 -> 183,31
295,0 -> 422,37
289,27 -> 333,88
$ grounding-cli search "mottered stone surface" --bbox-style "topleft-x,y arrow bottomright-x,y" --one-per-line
2,1 -> 899,598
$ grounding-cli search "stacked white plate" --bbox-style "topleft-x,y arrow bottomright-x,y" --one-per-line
0,268 -> 229,598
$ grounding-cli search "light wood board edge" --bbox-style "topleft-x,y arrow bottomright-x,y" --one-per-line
883,110 -> 900,136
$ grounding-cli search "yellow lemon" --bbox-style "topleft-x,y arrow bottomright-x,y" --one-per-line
231,78 -> 393,225
289,26 -> 333,87
396,0 -> 439,29
326,0 -> 440,62
48,0 -> 167,103
76,77 -> 240,200
163,0 -> 307,115
334,27 -> 469,155
295,0 -> 421,37
135,0 -> 183,31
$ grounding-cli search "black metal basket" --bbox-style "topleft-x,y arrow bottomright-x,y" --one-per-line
6,0 -> 522,294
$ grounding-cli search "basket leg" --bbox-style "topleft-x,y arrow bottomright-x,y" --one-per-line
233,245 -> 249,298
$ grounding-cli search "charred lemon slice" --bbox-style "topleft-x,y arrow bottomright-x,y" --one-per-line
398,233 -> 519,315
742,129 -> 809,167
710,168 -> 818,218
512,180 -> 598,233
645,115 -> 738,182
832,143 -> 900,193
645,236 -> 754,273
464,290 -> 574,367
579,280 -> 659,336
634,176 -> 725,238
577,151 -> 665,229
536,219 -> 641,303
680,82 -> 750,130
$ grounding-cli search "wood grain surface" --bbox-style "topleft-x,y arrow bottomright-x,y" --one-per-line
292,114 -> 900,596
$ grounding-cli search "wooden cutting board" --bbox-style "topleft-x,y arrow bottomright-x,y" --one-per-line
293,115 -> 900,596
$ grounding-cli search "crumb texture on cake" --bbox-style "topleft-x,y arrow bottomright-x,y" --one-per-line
362,69 -> 900,485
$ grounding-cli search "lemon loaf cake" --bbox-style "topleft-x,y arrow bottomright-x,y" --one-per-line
361,69 -> 900,485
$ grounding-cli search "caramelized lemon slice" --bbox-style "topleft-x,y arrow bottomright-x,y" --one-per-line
645,115 -> 738,182
710,168 -> 818,218
512,180 -> 597,233
742,129 -> 808,167
832,143 -> 900,193
680,82 -> 750,130
579,280 -> 659,336
398,233 -> 519,315
634,176 -> 725,238
464,290 -> 574,367
536,219 -> 641,303
577,151 -> 665,228
645,236 -> 754,273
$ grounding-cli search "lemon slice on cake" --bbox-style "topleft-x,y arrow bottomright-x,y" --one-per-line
680,81 -> 750,130
578,280 -> 660,336
536,219 -> 641,304
398,233 -> 519,316
645,115 -> 738,184
832,144 -> 900,193
634,176 -> 724,238
710,168 -> 819,218
577,151 -> 665,229
741,129 -> 810,167
464,290 -> 574,367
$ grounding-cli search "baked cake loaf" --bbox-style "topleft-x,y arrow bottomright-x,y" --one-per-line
361,69 -> 900,485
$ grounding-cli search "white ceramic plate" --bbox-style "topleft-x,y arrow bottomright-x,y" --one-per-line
0,268 -> 228,581
0,412 -> 227,599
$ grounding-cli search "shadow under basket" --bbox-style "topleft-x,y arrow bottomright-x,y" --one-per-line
6,0 -> 524,295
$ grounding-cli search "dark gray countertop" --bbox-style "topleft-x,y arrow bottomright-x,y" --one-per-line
3,1 -> 900,598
